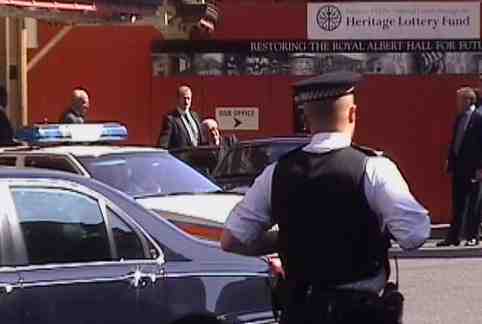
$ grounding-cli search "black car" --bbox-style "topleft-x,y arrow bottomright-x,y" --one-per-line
170,144 -> 222,178
212,136 -> 310,193
0,167 -> 276,324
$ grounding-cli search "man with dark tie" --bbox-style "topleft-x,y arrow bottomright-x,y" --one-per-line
159,85 -> 205,149
438,87 -> 482,247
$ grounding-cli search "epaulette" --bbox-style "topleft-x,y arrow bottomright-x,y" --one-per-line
352,144 -> 384,157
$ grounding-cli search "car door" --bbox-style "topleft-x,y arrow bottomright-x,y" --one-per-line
0,182 -> 22,324
7,180 -> 164,324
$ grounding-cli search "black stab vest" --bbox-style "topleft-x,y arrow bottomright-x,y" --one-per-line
271,146 -> 389,288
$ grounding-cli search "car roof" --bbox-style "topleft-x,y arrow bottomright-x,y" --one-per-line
0,145 -> 167,157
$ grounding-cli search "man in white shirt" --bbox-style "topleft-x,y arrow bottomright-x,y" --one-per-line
221,71 -> 431,324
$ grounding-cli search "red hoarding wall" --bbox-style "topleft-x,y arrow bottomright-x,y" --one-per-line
354,75 -> 480,224
28,2 -> 482,223
28,24 -> 161,145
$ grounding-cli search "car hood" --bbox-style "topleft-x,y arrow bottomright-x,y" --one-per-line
136,193 -> 243,227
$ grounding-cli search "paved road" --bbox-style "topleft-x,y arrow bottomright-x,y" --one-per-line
389,249 -> 482,324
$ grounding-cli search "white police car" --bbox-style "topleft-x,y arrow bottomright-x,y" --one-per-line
0,123 -> 242,240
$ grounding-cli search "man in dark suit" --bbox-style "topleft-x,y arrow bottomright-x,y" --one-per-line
61,87 -> 90,124
159,85 -> 205,149
200,118 -> 238,171
438,86 -> 482,247
463,87 -> 482,246
0,85 -> 15,146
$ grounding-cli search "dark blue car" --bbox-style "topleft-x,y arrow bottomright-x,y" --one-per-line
212,136 -> 310,193
0,167 -> 276,324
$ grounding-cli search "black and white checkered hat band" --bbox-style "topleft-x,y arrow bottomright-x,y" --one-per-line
294,86 -> 355,104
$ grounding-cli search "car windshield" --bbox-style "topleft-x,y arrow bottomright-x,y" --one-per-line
214,142 -> 306,178
78,152 -> 222,198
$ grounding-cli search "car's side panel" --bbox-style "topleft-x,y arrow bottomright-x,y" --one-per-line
18,263 -> 157,324
0,182 -> 23,324
152,262 -> 275,323
0,269 -> 21,324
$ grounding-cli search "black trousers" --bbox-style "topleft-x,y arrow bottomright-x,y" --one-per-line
447,176 -> 472,241
465,180 -> 482,240
280,289 -> 402,324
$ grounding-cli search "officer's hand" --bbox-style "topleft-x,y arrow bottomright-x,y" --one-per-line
268,256 -> 285,279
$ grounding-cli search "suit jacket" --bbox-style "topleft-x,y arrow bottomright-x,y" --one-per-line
448,108 -> 482,180
0,108 -> 15,146
217,134 -> 238,163
159,109 -> 205,149
61,110 -> 85,124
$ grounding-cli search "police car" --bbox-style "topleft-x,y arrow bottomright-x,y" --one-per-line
0,123 -> 242,240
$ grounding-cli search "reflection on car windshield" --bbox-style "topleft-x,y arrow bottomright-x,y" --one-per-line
78,152 -> 221,198
216,142 -> 304,177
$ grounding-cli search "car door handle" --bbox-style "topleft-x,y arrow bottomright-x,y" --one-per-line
128,269 -> 157,288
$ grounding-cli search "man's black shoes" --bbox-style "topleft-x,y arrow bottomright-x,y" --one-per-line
436,239 -> 460,247
464,238 -> 480,246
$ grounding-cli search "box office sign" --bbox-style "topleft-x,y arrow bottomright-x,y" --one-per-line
216,107 -> 259,130
307,2 -> 480,40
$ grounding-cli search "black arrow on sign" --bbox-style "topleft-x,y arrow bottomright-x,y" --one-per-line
234,117 -> 242,128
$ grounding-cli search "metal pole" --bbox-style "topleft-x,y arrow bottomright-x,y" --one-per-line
18,17 -> 27,126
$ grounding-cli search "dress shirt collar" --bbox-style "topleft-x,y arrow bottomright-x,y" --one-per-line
303,132 -> 352,153
177,107 -> 190,115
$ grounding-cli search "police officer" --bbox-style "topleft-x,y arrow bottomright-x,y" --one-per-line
221,71 -> 431,324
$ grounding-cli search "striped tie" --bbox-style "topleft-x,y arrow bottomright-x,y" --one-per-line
183,112 -> 199,146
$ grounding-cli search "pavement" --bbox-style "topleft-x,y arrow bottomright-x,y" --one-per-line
389,223 -> 482,258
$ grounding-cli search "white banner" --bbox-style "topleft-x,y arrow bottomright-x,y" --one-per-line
216,107 -> 259,130
307,2 -> 480,40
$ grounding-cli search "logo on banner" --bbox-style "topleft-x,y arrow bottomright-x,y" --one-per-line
316,5 -> 342,31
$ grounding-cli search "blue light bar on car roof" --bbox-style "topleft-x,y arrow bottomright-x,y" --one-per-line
14,123 -> 128,144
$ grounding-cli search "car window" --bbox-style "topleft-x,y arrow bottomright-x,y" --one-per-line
106,207 -> 145,260
25,156 -> 78,174
78,152 -> 222,198
11,187 -> 111,265
0,156 -> 16,167
215,143 -> 304,177
170,147 -> 219,176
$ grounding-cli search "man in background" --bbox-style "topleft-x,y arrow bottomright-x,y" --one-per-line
438,87 -> 482,247
61,87 -> 90,124
159,85 -> 205,149
0,85 -> 15,146
201,118 -> 238,162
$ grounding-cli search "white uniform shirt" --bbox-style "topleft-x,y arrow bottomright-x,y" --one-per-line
224,132 -> 431,290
